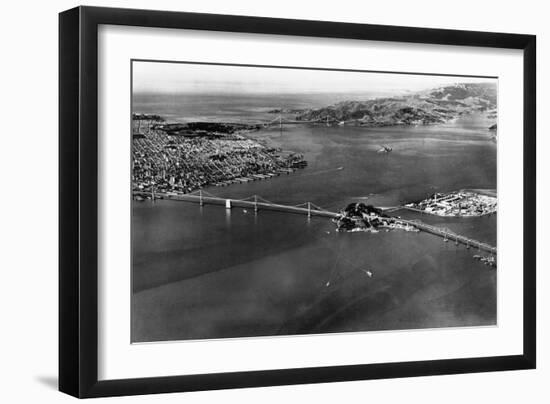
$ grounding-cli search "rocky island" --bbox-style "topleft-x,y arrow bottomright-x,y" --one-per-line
335,203 -> 418,233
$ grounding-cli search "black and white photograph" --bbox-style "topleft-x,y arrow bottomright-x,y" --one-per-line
1,0 -> 543,401
131,61 -> 498,343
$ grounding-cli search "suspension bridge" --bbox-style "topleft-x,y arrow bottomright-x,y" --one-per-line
134,189 -> 497,254
262,114 -> 343,131
137,189 -> 336,218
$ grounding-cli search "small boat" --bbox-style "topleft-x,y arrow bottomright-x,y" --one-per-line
242,209 -> 248,214
362,269 -> 373,278
325,281 -> 331,287
377,145 -> 393,153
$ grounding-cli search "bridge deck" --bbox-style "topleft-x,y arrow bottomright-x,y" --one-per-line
144,192 -> 339,218
398,218 -> 496,254
135,191 -> 496,254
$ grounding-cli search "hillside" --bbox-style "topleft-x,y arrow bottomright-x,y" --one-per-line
295,83 -> 497,127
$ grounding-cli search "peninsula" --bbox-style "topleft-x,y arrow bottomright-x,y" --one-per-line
293,83 -> 497,127
132,116 -> 307,197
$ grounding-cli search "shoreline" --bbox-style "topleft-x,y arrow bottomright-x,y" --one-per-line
398,205 -> 497,218
132,117 -> 307,196
403,189 -> 497,218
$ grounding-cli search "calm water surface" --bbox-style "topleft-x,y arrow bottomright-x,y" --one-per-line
132,95 -> 497,342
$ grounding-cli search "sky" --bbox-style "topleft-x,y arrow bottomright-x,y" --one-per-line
132,60 -> 496,95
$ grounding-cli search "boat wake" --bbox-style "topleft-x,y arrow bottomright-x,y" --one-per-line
300,166 -> 344,177
350,193 -> 377,200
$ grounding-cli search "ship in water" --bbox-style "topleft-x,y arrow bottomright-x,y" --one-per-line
377,145 -> 393,153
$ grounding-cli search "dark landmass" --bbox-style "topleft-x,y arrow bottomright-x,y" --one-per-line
156,121 -> 261,137
296,83 -> 497,127
336,203 -> 388,231
267,108 -> 306,114
133,113 -> 164,121
335,202 -> 420,234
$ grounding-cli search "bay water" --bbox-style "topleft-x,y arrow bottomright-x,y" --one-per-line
132,93 -> 497,342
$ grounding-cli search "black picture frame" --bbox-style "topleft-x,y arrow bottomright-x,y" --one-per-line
59,6 -> 536,398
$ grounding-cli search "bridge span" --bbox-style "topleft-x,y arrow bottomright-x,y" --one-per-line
397,219 -> 496,254
134,190 -> 496,254
262,115 -> 342,128
135,190 -> 337,218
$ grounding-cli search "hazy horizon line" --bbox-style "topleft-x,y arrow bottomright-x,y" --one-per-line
133,60 -> 496,95
132,81 -> 495,98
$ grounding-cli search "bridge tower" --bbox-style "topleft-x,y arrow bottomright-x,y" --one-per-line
151,183 -> 155,203
254,195 -> 258,213
199,189 -> 203,206
307,202 -> 311,218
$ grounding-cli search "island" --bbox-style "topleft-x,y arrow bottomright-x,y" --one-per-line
404,190 -> 497,217
335,203 -> 419,233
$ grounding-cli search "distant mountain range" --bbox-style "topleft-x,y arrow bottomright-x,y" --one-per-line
294,83 -> 497,127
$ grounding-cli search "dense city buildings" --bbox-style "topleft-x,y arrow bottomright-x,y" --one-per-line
132,117 -> 307,196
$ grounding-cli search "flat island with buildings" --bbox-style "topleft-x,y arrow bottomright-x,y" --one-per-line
132,114 -> 307,196
404,190 -> 497,217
